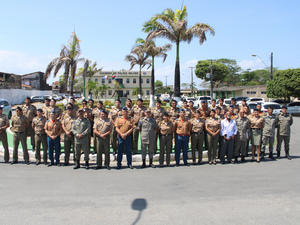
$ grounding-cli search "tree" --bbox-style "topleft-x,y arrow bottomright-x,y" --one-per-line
85,80 -> 97,99
132,87 -> 144,97
217,58 -> 242,86
181,82 -> 197,89
125,50 -> 152,98
44,32 -> 89,96
97,84 -> 110,101
195,60 -> 230,87
267,68 -> 300,99
142,6 -> 215,101
155,80 -> 163,87
134,38 -> 172,107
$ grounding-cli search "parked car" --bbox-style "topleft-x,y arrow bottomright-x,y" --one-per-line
155,94 -> 161,100
30,96 -> 45,103
177,97 -> 196,108
43,95 -> 51,100
261,102 -> 282,115
160,94 -> 170,101
216,98 -> 231,106
246,97 -> 265,104
286,102 -> 300,114
271,99 -> 290,106
194,96 -> 212,108
74,94 -> 81,99
0,99 -> 12,119
51,95 -> 60,101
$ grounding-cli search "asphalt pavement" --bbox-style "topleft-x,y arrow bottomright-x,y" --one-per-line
0,118 -> 299,224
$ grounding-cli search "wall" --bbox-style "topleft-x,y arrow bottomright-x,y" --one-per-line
0,89 -> 52,105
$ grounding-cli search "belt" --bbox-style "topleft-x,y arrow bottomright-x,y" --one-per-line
177,134 -> 189,137
191,131 -> 203,135
14,132 -> 24,134
36,133 -> 46,136
251,128 -> 261,130
161,133 -> 171,137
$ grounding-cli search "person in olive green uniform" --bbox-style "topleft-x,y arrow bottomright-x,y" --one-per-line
206,110 -> 221,165
188,101 -> 196,119
0,107 -> 10,163
190,110 -> 205,164
11,107 -> 30,164
132,98 -> 147,154
182,100 -> 192,119
138,109 -> 158,168
72,109 -> 91,169
216,106 -> 225,159
94,110 -> 113,170
32,109 -> 48,165
151,99 -> 165,154
88,99 -> 96,153
46,99 -> 62,120
22,97 -> 37,151
92,100 -> 105,155
218,98 -> 228,117
167,99 -> 180,150
276,105 -> 293,160
261,107 -> 278,160
199,100 -> 210,150
62,106 -> 77,166
231,98 -> 240,115
41,98 -> 51,119
80,100 -> 93,153
126,98 -> 134,117
68,97 -> 79,113
234,110 -> 250,163
109,99 -> 123,157
249,109 -> 264,162
209,99 -> 217,111
158,113 -> 173,167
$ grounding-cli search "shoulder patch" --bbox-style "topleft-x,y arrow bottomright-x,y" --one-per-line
46,120 -> 50,122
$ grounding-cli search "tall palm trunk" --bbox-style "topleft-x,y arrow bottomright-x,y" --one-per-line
138,65 -> 142,99
149,56 -> 155,108
174,42 -> 181,102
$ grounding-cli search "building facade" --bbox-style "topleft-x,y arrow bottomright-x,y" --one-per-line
85,70 -> 151,100
0,72 -> 21,89
21,71 -> 51,90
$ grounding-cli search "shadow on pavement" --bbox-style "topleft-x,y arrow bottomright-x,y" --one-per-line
131,198 -> 147,225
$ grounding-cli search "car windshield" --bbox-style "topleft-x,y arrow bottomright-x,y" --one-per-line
249,104 -> 257,109
225,100 -> 231,104
200,97 -> 211,100
187,98 -> 195,101
264,104 -> 281,109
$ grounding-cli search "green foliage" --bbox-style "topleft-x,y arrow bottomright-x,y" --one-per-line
237,69 -> 269,86
195,60 -> 230,87
155,80 -> 163,87
132,87 -> 144,96
217,58 -> 242,86
103,101 -> 114,108
155,86 -> 172,94
267,68 -> 300,99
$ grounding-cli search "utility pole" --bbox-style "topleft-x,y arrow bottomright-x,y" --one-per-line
164,76 -> 168,88
270,52 -> 273,80
188,67 -> 195,97
208,59 -> 213,98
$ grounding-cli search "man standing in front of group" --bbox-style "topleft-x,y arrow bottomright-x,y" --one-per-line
45,111 -> 62,166
261,107 -> 277,160
173,109 -> 191,167
72,109 -> 91,169
132,98 -> 147,155
0,106 -> 10,163
11,107 -> 30,164
22,97 -> 37,151
220,111 -> 237,164
94,110 -> 113,170
115,107 -> 135,169
138,109 -> 157,168
32,109 -> 48,165
276,105 -> 293,160
151,99 -> 165,155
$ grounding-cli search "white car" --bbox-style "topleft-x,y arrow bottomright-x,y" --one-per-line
247,102 -> 281,115
0,99 -> 12,119
194,96 -> 212,108
246,97 -> 265,104
178,97 -> 196,108
216,98 -> 231,106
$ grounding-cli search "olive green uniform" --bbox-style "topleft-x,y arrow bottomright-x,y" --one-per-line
166,107 -> 180,150
151,107 -> 165,153
46,106 -> 62,120
11,114 -> 29,163
108,108 -> 123,154
72,118 -> 91,162
276,113 -> 293,157
92,107 -> 105,153
62,114 -> 77,163
132,106 -> 147,154
32,116 -> 48,163
0,114 -> 10,162
158,120 -> 173,166
261,114 -> 278,155
234,116 -> 250,157
22,104 -> 37,150
138,117 -> 157,160
190,118 -> 205,163
206,117 -> 221,163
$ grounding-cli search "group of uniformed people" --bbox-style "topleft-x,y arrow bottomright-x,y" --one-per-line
0,96 -> 293,169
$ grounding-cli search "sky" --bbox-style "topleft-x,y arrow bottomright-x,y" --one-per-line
1,0 -> 299,88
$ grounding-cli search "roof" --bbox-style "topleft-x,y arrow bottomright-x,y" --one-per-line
22,84 -> 33,87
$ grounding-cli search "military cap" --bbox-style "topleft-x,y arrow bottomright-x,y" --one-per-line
145,108 -> 151,113
122,107 -> 128,111
229,104 -> 234,108
179,108 -> 185,112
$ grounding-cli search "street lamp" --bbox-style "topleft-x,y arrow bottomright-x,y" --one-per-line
252,52 -> 273,79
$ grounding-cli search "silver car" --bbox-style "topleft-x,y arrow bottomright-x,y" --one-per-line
0,99 -> 12,119
286,102 -> 300,114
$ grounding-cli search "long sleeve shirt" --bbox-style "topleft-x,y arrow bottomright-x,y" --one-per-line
221,119 -> 237,138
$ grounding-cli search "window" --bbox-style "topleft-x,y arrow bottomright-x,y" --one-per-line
141,79 -> 143,83
247,91 -> 250,94
4,101 -> 9,106
126,78 -> 130,84
126,90 -> 130,95
146,78 -> 150,84
251,92 -> 256,94
95,79 -> 98,82
261,91 -> 266,94
133,78 -> 136,84
108,78 -> 112,84
146,90 -> 150,95
108,90 -> 112,95
102,79 -> 105,84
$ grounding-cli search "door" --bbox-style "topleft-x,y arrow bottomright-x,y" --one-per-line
118,90 -> 124,97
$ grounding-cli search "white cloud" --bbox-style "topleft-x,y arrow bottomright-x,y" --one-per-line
238,58 -> 266,70
181,59 -> 198,69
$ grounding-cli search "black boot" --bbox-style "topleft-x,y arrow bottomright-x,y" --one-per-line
285,151 -> 292,160
261,152 -> 265,160
233,157 -> 238,163
141,159 -> 146,168
241,156 -> 246,162
269,152 -> 275,160
73,160 -> 80,169
85,161 -> 89,169
277,151 -> 280,159
149,159 -> 155,168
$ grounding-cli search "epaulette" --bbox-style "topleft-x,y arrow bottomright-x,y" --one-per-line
117,116 -> 122,118
175,118 -> 179,121
57,119 -> 60,122
46,120 -> 50,122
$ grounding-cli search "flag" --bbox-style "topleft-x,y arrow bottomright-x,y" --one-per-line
103,75 -> 108,79
111,71 -> 114,76
143,72 -> 146,75
112,74 -> 117,79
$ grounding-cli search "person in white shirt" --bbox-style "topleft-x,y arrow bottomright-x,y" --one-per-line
220,111 -> 237,164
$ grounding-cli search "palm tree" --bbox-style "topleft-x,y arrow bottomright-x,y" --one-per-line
133,38 -> 172,107
44,32 -> 89,96
125,50 -> 152,99
98,84 -> 111,101
142,6 -> 215,101
85,80 -> 97,99
77,61 -> 103,99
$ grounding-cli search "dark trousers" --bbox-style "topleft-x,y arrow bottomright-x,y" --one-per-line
204,129 -> 208,150
0,131 -> 9,162
175,135 -> 189,164
220,137 -> 234,162
64,134 -> 74,163
26,122 -> 35,149
47,136 -> 61,164
117,135 -> 132,167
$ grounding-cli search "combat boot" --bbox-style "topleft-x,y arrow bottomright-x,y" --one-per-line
141,159 -> 146,168
261,152 -> 265,160
73,160 -> 80,169
269,152 -> 275,160
85,161 -> 89,169
149,159 -> 155,168
276,151 -> 280,159
241,156 -> 246,162
285,151 -> 292,160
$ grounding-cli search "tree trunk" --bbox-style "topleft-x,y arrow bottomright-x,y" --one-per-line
174,42 -> 181,102
149,57 -> 155,108
70,79 -> 74,96
138,65 -> 142,99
